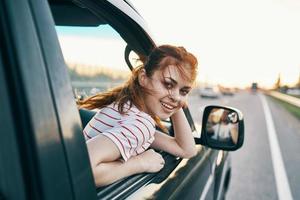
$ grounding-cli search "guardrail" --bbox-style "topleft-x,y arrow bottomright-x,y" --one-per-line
71,81 -> 122,88
267,91 -> 300,108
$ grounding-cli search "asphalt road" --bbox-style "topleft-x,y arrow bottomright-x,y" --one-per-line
188,90 -> 300,200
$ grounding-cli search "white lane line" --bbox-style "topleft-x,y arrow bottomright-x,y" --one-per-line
260,94 -> 293,200
199,174 -> 214,200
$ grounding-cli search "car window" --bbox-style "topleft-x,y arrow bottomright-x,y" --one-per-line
55,24 -> 174,133
56,25 -> 144,100
54,23 -> 176,196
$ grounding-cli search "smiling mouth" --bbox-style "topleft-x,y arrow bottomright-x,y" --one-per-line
161,101 -> 176,112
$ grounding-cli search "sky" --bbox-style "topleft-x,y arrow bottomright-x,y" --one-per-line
130,0 -> 300,88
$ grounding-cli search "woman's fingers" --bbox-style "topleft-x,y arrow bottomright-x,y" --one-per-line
137,149 -> 165,172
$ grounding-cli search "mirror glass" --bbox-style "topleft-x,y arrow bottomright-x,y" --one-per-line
206,108 -> 239,145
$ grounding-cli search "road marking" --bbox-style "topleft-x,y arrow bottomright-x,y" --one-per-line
260,94 -> 293,200
199,174 -> 214,200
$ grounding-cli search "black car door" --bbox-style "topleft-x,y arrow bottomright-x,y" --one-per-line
124,109 -> 216,200
0,0 -> 96,199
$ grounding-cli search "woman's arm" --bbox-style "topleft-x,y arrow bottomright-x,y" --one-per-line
151,108 -> 197,158
87,135 -> 164,187
92,149 -> 165,186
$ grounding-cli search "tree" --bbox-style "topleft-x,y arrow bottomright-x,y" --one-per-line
274,73 -> 281,90
296,72 -> 300,89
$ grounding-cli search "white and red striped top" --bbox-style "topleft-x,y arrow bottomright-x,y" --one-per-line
83,102 -> 156,161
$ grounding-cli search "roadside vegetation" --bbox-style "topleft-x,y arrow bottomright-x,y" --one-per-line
269,96 -> 300,120
289,94 -> 300,99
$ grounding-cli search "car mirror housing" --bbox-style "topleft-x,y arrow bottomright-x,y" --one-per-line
200,105 -> 244,151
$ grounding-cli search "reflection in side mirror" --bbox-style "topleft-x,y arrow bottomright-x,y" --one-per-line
201,105 -> 244,151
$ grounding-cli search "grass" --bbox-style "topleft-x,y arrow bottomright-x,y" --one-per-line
269,96 -> 300,120
289,94 -> 300,99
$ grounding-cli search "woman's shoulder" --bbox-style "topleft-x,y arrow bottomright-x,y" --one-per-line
95,103 -> 122,119
123,103 -> 155,128
131,107 -> 155,128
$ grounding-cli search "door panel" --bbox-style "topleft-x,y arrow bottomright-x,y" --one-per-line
29,0 -> 97,199
0,45 -> 27,200
0,0 -> 81,199
127,147 -> 214,199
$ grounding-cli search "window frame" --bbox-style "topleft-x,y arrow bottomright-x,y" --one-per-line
0,0 -> 97,199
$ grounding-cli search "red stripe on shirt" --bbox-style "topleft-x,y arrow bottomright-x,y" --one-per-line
83,130 -> 92,139
99,111 -> 120,120
106,106 -> 119,113
94,117 -> 114,127
107,106 -> 130,116
121,125 -> 139,145
136,118 -> 151,136
107,131 -> 128,160
89,123 -> 102,133
136,114 -> 155,127
133,124 -> 145,144
120,131 -> 132,153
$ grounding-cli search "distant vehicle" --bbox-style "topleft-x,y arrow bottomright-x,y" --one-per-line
220,87 -> 235,96
286,88 -> 300,96
199,86 -> 221,98
251,82 -> 258,93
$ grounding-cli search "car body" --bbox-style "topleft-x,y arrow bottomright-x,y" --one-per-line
251,82 -> 258,93
199,86 -> 221,98
0,0 -> 244,199
220,87 -> 235,96
286,88 -> 300,96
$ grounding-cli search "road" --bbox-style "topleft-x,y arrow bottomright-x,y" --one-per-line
188,90 -> 300,200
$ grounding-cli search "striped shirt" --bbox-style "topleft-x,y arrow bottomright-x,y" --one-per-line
83,102 -> 156,161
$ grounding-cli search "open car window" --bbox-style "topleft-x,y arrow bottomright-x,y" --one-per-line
53,2 -> 177,195
55,23 -> 174,134
55,23 -> 178,197
56,25 -> 130,99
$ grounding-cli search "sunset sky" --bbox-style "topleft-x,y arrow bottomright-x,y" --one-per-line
130,0 -> 300,88
58,0 -> 300,89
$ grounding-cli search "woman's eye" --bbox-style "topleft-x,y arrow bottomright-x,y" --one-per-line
180,90 -> 190,96
164,82 -> 173,89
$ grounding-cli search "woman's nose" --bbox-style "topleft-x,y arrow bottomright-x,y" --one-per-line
169,90 -> 181,102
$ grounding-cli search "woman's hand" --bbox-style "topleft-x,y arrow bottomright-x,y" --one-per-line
134,149 -> 165,173
151,108 -> 197,158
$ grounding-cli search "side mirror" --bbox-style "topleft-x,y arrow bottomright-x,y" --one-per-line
200,105 -> 244,151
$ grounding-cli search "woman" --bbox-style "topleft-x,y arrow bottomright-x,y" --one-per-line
79,45 -> 198,187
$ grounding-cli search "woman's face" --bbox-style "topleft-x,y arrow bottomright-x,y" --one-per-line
142,65 -> 193,119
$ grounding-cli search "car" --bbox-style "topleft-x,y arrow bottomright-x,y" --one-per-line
251,82 -> 258,94
199,86 -> 221,98
286,88 -> 300,96
0,0 -> 244,200
220,87 -> 235,96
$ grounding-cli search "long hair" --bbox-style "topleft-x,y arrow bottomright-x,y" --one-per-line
78,45 -> 198,131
